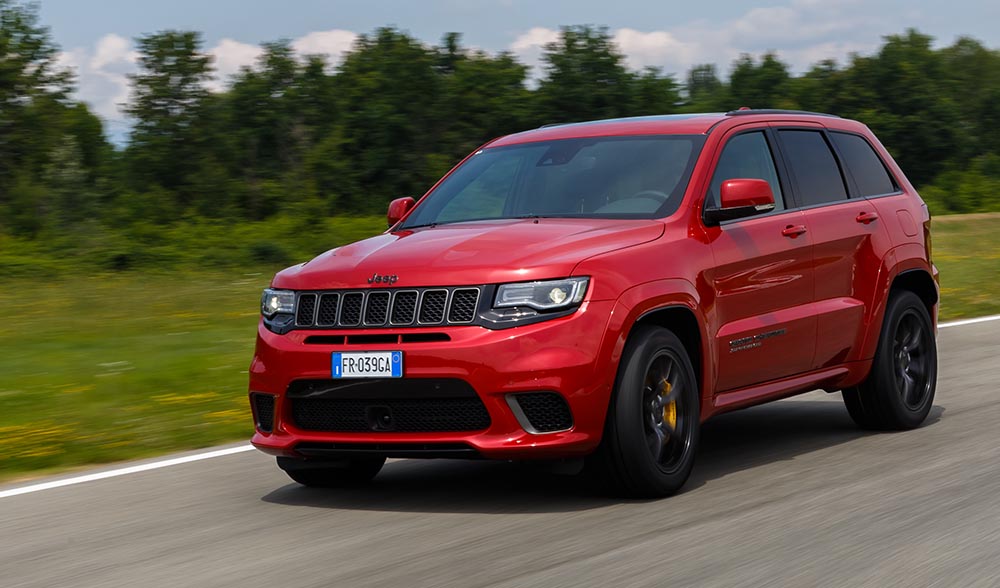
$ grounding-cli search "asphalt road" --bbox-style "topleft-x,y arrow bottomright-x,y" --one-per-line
2,320 -> 998,588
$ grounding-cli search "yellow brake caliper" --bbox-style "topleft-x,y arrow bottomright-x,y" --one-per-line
662,380 -> 677,432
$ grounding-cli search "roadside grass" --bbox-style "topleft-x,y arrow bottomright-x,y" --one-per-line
933,213 -> 1000,320
0,213 -> 997,480
0,271 -> 271,478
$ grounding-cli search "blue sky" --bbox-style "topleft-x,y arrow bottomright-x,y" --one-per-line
38,0 -> 1000,139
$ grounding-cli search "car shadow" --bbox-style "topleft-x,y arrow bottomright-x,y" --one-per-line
260,397 -> 944,514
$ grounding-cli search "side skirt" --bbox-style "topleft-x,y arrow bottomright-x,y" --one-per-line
707,360 -> 871,419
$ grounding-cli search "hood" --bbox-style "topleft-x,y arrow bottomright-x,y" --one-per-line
272,218 -> 664,290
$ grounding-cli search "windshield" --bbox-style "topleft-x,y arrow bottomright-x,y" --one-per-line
400,135 -> 706,229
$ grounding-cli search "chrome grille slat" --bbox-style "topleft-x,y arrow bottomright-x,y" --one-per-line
448,288 -> 480,323
296,294 -> 317,326
316,293 -> 339,326
339,293 -> 364,326
418,290 -> 448,324
292,286 -> 482,329
390,291 -> 419,325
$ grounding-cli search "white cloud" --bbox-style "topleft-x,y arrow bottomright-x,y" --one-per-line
90,33 -> 137,71
614,29 -> 696,72
508,0 -> 884,77
57,34 -> 135,124
207,39 -> 264,91
292,29 -> 358,66
509,27 -> 560,53
509,27 -> 561,81
59,30 -> 362,141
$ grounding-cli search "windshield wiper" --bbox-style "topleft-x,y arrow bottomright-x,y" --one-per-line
398,222 -> 438,230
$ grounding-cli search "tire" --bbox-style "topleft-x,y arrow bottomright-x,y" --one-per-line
842,290 -> 937,430
589,325 -> 700,498
277,456 -> 386,487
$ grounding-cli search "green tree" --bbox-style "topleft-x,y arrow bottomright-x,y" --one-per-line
0,0 -> 72,230
438,37 -> 532,160
124,30 -> 214,209
631,67 -> 681,115
729,52 -> 793,109
536,26 -> 634,123
320,27 -> 444,212
684,63 -> 728,111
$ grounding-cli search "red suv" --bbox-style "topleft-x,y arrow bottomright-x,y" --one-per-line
249,110 -> 938,497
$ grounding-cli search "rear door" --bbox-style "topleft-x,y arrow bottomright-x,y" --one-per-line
704,127 -> 817,392
774,128 -> 892,369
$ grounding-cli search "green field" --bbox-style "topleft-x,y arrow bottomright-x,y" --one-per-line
1,214 -> 997,480
931,213 -> 1000,319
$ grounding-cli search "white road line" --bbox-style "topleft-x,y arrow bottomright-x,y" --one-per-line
1,314 -> 997,500
940,314 -> 1000,329
0,444 -> 255,499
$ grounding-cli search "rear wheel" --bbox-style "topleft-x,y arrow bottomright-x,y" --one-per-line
277,456 -> 385,487
590,325 -> 700,497
842,290 -> 937,430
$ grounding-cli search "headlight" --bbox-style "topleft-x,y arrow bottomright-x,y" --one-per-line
261,289 -> 295,318
494,278 -> 589,311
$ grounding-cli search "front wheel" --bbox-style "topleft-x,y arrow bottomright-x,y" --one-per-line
589,325 -> 700,497
277,456 -> 386,487
842,290 -> 937,430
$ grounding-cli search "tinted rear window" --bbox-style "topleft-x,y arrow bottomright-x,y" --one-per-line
830,132 -> 897,197
778,130 -> 848,207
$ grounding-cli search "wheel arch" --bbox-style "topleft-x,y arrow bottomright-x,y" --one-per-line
861,248 -> 938,360
634,306 -> 704,403
891,268 -> 938,317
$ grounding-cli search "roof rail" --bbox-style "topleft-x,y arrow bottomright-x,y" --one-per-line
538,122 -> 568,129
725,108 -> 840,118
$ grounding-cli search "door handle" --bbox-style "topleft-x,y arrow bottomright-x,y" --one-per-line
781,224 -> 808,238
856,211 -> 879,224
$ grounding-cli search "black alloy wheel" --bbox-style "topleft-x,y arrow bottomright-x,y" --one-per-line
589,325 -> 700,497
843,290 -> 937,430
642,350 -> 693,474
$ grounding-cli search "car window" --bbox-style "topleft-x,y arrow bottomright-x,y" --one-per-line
830,132 -> 897,197
436,155 -> 521,222
400,136 -> 705,228
778,130 -> 848,206
707,131 -> 784,211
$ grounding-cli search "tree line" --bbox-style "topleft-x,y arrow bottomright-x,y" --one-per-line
2,0 -> 1000,247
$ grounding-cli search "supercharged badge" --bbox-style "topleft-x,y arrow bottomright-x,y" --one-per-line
729,329 -> 787,353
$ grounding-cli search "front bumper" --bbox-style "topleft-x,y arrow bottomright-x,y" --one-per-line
249,300 -> 616,460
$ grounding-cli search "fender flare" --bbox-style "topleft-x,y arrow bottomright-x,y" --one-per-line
596,278 -> 714,416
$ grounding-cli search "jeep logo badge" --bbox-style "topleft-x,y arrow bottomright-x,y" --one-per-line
368,273 -> 399,285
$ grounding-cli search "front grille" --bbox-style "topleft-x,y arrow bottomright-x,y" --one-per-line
251,393 -> 275,433
293,287 -> 484,329
291,398 -> 491,432
512,392 -> 573,433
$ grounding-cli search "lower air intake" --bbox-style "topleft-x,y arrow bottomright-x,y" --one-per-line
251,393 -> 275,433
511,392 -> 573,433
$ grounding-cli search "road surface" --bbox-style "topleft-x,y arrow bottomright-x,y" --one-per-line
2,320 -> 998,587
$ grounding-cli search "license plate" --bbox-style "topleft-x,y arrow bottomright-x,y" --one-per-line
332,351 -> 403,379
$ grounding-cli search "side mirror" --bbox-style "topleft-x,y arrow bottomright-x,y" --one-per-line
704,179 -> 776,225
387,197 -> 415,227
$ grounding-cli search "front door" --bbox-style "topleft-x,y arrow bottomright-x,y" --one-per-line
703,128 -> 817,392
